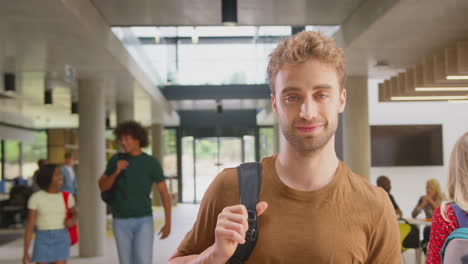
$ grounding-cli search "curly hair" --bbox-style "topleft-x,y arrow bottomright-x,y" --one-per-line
267,31 -> 346,94
37,164 -> 58,191
114,120 -> 149,148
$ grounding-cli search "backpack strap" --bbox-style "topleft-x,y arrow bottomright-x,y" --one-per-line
228,162 -> 262,264
452,203 -> 468,228
62,191 -> 69,209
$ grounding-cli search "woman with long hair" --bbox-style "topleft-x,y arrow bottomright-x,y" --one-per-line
412,178 -> 445,219
426,132 -> 468,264
23,164 -> 78,264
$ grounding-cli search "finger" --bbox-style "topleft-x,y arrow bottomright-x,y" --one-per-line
224,204 -> 248,216
221,213 -> 248,231
219,219 -> 246,236
256,201 -> 268,216
216,227 -> 245,244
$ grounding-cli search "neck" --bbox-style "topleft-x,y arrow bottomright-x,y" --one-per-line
276,136 -> 339,192
128,148 -> 143,156
47,186 -> 60,193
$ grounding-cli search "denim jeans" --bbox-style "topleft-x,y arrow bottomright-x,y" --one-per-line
113,216 -> 154,264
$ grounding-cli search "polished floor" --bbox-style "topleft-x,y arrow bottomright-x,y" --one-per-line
0,204 -> 199,264
0,203 -> 423,264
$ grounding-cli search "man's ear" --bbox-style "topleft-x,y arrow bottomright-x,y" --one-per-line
338,88 -> 346,113
271,93 -> 278,115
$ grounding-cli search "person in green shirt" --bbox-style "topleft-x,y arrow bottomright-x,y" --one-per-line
98,120 -> 171,264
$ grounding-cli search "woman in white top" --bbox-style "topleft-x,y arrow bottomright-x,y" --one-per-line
23,164 -> 78,264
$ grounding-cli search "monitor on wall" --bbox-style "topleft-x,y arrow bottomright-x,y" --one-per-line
370,125 -> 443,166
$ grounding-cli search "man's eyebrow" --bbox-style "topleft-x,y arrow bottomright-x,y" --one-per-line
281,85 -> 332,94
281,87 -> 301,94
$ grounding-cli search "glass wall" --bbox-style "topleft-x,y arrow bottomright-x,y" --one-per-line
0,132 -> 48,193
22,132 -> 47,180
259,127 -> 275,159
163,128 -> 178,194
4,141 -> 21,180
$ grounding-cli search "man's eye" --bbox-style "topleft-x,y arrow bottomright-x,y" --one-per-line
316,94 -> 328,99
286,96 -> 299,102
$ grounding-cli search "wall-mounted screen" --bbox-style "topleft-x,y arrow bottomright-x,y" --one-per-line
370,125 -> 443,166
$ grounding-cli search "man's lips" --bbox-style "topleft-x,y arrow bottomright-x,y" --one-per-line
296,124 -> 324,133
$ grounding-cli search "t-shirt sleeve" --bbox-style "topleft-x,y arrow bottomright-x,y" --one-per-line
173,169 -> 231,257
367,189 -> 401,263
27,192 -> 39,210
104,154 -> 119,176
425,205 -> 458,264
151,158 -> 166,183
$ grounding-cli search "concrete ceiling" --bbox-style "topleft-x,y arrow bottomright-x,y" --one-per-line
0,0 -> 171,128
338,0 -> 468,78
91,0 -> 366,26
2,0 -> 468,130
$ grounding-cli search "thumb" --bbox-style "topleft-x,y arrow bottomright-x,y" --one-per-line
256,201 -> 268,216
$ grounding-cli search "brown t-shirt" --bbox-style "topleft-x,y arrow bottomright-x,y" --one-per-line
175,155 -> 401,263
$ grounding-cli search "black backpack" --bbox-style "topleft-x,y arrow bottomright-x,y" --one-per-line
228,162 -> 262,264
101,153 -> 127,205
400,219 -> 420,249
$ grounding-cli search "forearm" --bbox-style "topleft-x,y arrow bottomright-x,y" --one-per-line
169,245 -> 228,264
98,170 -> 120,191
23,222 -> 34,255
161,190 -> 172,224
412,206 -> 421,218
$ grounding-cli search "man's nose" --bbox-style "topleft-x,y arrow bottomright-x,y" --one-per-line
299,99 -> 318,120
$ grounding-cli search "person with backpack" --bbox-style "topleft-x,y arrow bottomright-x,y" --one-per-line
169,31 -> 401,264
98,120 -> 172,264
426,132 -> 468,264
23,164 -> 77,264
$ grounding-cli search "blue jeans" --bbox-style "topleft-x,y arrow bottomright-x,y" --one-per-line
113,216 -> 154,264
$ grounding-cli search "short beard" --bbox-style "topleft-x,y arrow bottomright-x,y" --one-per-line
280,120 -> 337,154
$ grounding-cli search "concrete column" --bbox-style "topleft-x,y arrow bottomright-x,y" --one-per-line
77,79 -> 106,257
151,123 -> 164,205
152,124 -> 164,161
116,79 -> 134,124
342,76 -> 371,181
273,123 -> 280,153
116,102 -> 134,124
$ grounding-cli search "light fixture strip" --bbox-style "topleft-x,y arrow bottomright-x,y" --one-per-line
446,75 -> 468,80
391,95 -> 468,101
415,87 -> 468,91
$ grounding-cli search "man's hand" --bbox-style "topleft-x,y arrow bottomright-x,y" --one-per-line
159,223 -> 171,239
116,160 -> 129,173
212,202 -> 268,262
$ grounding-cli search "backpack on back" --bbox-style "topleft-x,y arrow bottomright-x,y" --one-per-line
441,203 -> 468,264
101,153 -> 127,206
227,162 -> 262,264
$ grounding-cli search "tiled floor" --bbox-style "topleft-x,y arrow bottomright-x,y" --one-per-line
0,204 -> 199,264
0,203 -> 424,264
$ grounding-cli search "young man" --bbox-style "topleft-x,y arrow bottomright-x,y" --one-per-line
169,31 -> 400,263
377,175 -> 403,217
98,121 -> 172,264
60,152 -> 78,199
